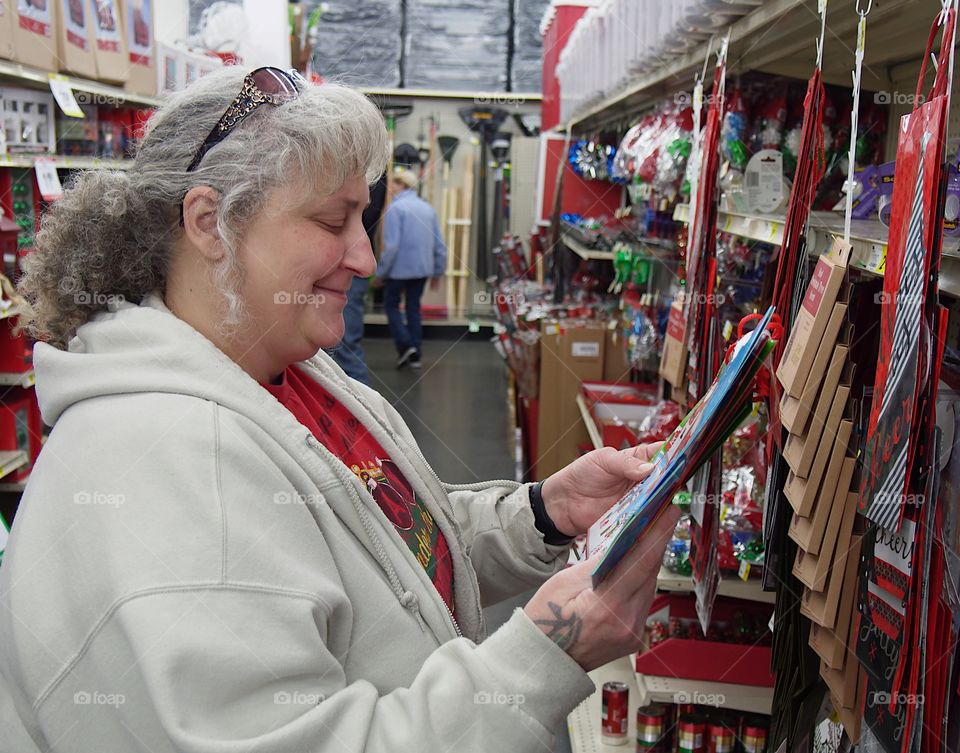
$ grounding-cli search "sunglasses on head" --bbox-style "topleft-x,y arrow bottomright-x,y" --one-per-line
185,66 -> 306,173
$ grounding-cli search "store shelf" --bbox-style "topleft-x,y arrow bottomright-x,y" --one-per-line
567,0 -> 807,132
0,58 -> 162,108
674,203 -> 960,297
0,154 -> 133,171
561,233 -> 616,261
566,0 -> 926,133
0,370 -> 34,388
362,313 -> 495,329
0,450 -> 27,482
656,566 -> 775,605
673,203 -> 785,246
360,87 -> 539,103
576,393 -> 604,450
635,671 -> 773,715
0,478 -> 26,493
568,656 -> 640,753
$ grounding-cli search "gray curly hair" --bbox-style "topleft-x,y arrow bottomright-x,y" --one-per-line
18,66 -> 389,348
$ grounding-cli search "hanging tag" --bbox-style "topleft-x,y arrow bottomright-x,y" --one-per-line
693,81 -> 704,111
818,0 -> 828,13
468,320 -> 480,333
744,150 -> 785,214
48,74 -> 84,119
857,15 -> 866,55
35,159 -> 63,201
738,559 -> 751,581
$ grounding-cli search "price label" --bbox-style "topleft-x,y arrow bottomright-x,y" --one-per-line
738,559 -> 751,582
35,159 -> 63,201
468,320 -> 480,333
48,74 -> 84,118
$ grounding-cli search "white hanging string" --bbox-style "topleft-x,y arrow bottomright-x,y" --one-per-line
816,0 -> 829,69
844,1 -> 871,243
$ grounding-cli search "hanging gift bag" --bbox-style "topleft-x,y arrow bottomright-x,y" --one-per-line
859,7 -> 955,533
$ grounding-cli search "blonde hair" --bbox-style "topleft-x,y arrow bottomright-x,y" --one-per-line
19,66 -> 389,348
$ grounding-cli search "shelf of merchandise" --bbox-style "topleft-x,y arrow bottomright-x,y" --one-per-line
0,58 -> 162,108
362,313 -> 496,329
568,655 -> 641,753
635,671 -> 773,715
0,370 -> 34,388
360,87 -> 539,103
673,203 -> 960,297
0,478 -> 27,493
0,154 -> 133,171
0,450 -> 27,482
562,232 -> 616,261
656,566 -> 775,605
566,0 -> 808,133
567,655 -> 773,752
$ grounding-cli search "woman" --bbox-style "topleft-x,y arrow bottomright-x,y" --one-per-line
0,67 -> 678,753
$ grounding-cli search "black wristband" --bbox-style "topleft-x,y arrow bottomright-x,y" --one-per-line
529,481 -> 576,546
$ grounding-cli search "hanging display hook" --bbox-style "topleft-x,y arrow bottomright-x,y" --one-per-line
842,0 -> 872,243
815,0 -> 828,68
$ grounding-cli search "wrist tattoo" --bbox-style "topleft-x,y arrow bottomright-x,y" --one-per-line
533,602 -> 583,652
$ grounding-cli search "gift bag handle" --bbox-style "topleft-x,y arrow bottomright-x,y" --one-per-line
914,6 -> 955,106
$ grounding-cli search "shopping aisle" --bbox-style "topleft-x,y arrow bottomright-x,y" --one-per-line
362,336 -> 516,484
362,335 -> 571,753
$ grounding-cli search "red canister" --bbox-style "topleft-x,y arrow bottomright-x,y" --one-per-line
601,681 -> 629,745
635,704 -> 668,751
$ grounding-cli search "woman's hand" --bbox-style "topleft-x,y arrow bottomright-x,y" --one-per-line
541,443 -> 661,538
523,503 -> 680,672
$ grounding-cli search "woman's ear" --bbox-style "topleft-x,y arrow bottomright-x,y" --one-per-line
182,186 -> 223,261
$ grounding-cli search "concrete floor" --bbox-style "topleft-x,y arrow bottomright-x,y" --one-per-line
363,336 -> 574,753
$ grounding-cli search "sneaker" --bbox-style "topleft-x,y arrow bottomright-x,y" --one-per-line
396,346 -> 417,368
409,358 -> 422,369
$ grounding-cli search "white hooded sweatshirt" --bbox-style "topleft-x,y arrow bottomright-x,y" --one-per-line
0,294 -> 594,752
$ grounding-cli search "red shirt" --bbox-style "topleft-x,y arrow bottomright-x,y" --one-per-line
264,365 -> 455,612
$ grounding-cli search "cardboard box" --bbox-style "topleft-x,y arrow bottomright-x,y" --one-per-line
91,0 -> 126,84
785,389 -> 851,518
787,417 -> 854,548
535,321 -> 605,478
791,454 -> 856,584
659,299 -> 687,389
54,0 -> 96,78
12,0 -> 57,71
603,324 -> 632,384
0,2 -> 15,61
784,383 -> 850,479
801,530 -> 862,628
822,657 -> 860,714
122,0 -> 155,96
781,305 -> 848,434
810,529 -> 862,669
777,239 -> 851,398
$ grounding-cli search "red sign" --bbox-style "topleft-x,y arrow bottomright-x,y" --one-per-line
667,305 -> 686,342
67,30 -> 87,50
19,17 -> 50,37
802,258 -> 831,315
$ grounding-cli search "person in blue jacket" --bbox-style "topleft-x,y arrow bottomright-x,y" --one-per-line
375,170 -> 447,369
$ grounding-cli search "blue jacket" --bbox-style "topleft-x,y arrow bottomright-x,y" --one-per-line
376,190 -> 448,280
